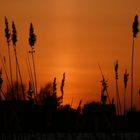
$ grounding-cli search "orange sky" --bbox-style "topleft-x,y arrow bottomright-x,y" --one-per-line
1,0 -> 140,109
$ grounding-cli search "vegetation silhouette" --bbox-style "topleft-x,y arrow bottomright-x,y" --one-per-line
131,15 -> 139,111
114,60 -> 122,115
4,17 -> 13,94
0,16 -> 140,132
123,69 -> 129,115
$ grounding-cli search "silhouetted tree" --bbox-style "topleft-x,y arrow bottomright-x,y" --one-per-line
37,81 -> 62,130
60,73 -> 65,102
38,82 -> 61,110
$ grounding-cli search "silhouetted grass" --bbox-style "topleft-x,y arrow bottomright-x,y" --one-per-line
123,69 -> 129,115
114,60 -> 122,115
4,17 -> 13,92
28,23 -> 37,102
131,15 -> 139,111
12,21 -> 25,99
0,16 -> 140,132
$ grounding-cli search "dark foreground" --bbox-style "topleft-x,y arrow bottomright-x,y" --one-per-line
0,101 -> 140,132
0,133 -> 140,140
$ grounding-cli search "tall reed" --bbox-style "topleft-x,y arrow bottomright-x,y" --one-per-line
28,23 -> 37,102
12,21 -> 25,99
114,60 -> 121,115
60,73 -> 65,102
4,17 -> 13,92
123,69 -> 129,115
98,64 -> 111,104
26,53 -> 35,100
131,15 -> 139,111
0,53 -> 11,90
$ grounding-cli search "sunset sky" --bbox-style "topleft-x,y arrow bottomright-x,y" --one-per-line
0,0 -> 140,109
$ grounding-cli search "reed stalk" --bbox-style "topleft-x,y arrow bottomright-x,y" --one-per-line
5,17 -> 13,92
60,73 -> 65,103
98,64 -> 111,104
30,49 -> 37,99
13,47 -> 25,99
70,97 -> 74,107
28,23 -> 37,103
0,53 -> 11,89
12,21 -> 25,99
131,15 -> 139,111
131,37 -> 135,111
114,60 -> 122,115
26,53 -> 35,99
15,61 -> 18,99
123,69 -> 129,115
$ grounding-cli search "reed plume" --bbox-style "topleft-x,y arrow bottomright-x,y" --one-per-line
60,73 -> 65,102
123,69 -> 129,115
131,15 -> 139,111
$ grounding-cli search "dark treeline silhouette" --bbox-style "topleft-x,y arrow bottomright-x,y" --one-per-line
0,94 -> 140,132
